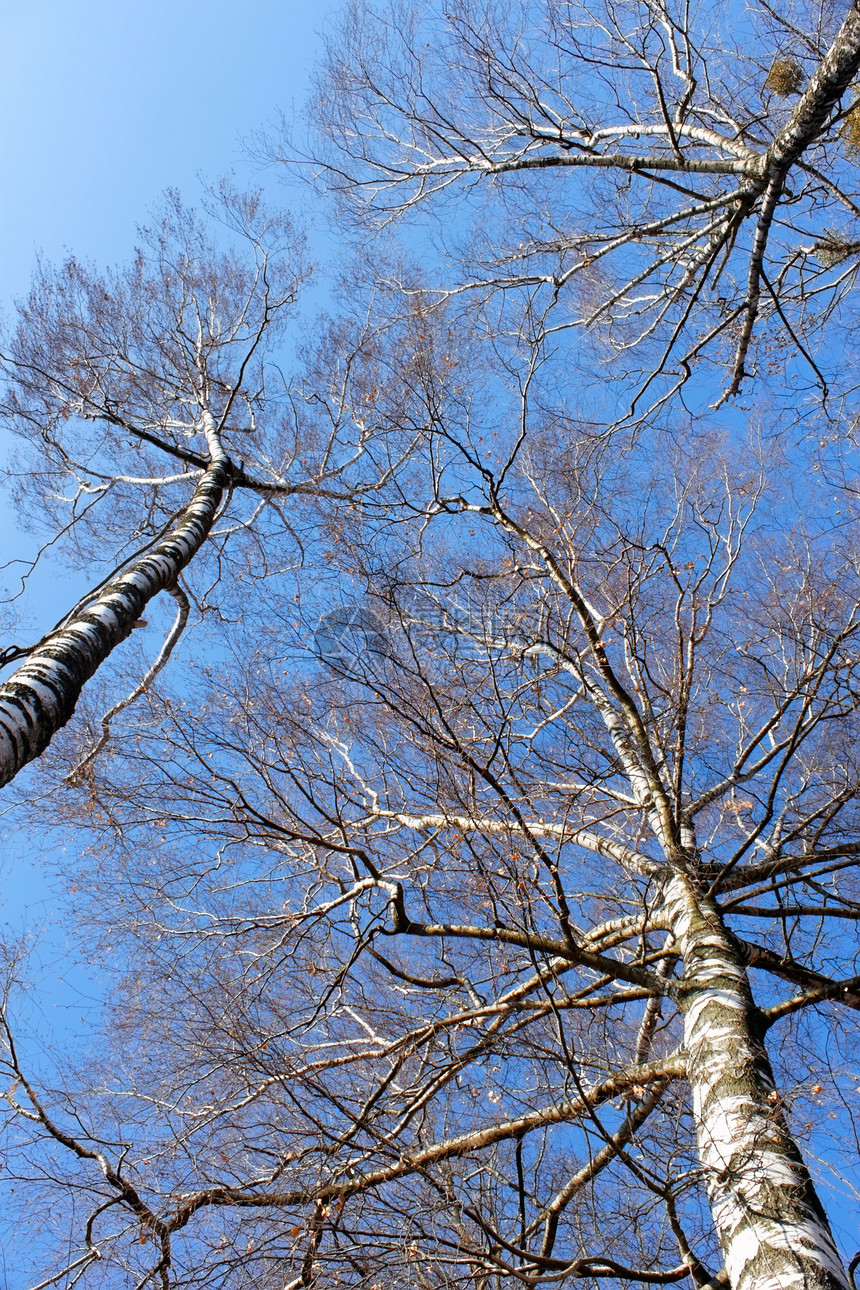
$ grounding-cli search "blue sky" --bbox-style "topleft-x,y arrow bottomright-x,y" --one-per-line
0,0 -> 323,306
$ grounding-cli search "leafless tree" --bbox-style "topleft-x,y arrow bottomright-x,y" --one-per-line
0,185 -> 405,789
3,3 -> 860,1290
2,295 -> 859,1290
282,0 -> 860,418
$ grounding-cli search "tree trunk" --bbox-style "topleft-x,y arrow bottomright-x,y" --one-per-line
666,876 -> 849,1290
0,429 -> 229,788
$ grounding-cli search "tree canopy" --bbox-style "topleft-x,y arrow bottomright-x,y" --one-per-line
1,3 -> 860,1289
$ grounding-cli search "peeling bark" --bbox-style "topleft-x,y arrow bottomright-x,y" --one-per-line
667,877 -> 849,1290
0,425 -> 229,789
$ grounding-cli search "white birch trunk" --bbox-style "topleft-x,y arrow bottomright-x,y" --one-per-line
762,0 -> 860,178
0,427 -> 229,788
666,877 -> 849,1290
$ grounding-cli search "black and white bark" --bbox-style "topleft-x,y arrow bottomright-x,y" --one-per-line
0,415 -> 229,789
667,877 -> 850,1290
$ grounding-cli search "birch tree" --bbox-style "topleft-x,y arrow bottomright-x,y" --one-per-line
0,187 -> 399,790
4,295 -> 860,1290
2,2 -> 860,1289
289,0 -> 860,418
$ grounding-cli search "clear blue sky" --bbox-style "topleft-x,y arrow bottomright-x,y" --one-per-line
0,0 -> 323,306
